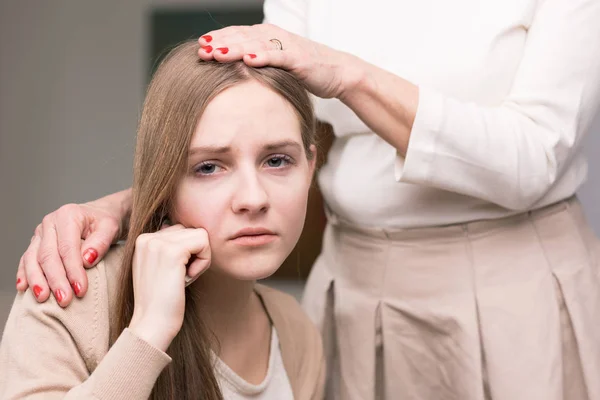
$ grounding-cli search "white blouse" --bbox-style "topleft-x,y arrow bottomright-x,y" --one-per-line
264,0 -> 600,228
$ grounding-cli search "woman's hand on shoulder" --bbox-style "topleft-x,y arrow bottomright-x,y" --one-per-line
197,24 -> 364,99
128,224 -> 211,352
16,193 -> 128,307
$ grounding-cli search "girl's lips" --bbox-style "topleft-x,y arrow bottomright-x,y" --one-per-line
230,234 -> 278,246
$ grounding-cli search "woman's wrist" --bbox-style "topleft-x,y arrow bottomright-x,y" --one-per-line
336,53 -> 418,155
90,188 -> 133,241
336,52 -> 370,103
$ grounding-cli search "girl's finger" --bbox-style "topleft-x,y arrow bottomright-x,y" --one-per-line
187,256 -> 210,279
158,223 -> 185,233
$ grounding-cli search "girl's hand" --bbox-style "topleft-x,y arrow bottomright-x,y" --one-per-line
128,224 -> 211,352
198,24 -> 363,99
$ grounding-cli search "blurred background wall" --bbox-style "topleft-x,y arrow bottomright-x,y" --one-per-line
1,0 -> 599,332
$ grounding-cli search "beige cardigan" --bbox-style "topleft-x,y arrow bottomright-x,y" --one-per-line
0,246 -> 325,399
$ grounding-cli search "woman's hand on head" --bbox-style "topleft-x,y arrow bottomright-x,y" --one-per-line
128,224 -> 211,352
16,196 -> 126,308
198,24 -> 364,99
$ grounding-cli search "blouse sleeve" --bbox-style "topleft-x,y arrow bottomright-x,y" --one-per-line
396,0 -> 600,211
263,0 -> 308,36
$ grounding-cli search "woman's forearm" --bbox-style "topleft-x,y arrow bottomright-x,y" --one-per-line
338,54 -> 419,156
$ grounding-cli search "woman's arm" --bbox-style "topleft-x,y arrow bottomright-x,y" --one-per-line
201,0 -> 600,211
341,0 -> 600,211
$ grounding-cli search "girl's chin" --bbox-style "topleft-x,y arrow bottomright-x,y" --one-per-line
210,253 -> 287,281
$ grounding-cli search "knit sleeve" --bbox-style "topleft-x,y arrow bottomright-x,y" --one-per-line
0,262 -> 171,399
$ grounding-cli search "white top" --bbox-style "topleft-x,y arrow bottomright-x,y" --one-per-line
214,328 -> 294,400
264,0 -> 600,228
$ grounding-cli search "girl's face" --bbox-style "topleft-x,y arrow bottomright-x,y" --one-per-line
172,80 -> 316,280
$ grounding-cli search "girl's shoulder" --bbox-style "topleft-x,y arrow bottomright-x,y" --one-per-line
1,245 -> 124,375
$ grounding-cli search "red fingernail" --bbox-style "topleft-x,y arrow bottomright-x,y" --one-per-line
55,289 -> 65,303
201,45 -> 213,53
33,285 -> 42,298
71,282 -> 82,296
16,278 -> 21,285
217,47 -> 229,54
83,248 -> 98,265
201,35 -> 212,43
248,54 -> 257,59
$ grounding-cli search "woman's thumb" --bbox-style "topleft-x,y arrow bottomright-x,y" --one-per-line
81,218 -> 120,267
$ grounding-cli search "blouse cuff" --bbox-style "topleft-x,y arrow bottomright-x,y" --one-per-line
394,86 -> 445,183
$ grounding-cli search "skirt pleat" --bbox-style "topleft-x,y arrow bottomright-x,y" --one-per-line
302,197 -> 600,400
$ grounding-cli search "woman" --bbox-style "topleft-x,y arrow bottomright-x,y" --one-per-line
15,0 -> 600,399
1,41 -> 325,399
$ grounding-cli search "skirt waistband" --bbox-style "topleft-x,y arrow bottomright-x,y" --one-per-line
325,196 -> 580,242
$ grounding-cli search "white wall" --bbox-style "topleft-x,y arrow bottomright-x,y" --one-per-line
1,0 -> 599,321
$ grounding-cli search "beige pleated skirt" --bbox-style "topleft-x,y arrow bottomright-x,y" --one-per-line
302,197 -> 600,400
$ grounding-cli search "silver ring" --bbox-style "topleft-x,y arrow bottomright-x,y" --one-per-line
269,38 -> 283,51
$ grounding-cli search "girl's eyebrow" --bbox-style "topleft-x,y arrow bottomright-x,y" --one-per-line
188,140 -> 303,155
263,140 -> 303,152
189,145 -> 231,155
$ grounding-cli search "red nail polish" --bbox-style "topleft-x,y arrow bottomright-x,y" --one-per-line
248,54 -> 257,59
201,35 -> 212,43
16,278 -> 21,285
33,285 -> 42,298
217,47 -> 229,54
201,45 -> 213,53
55,289 -> 65,303
83,248 -> 98,265
71,282 -> 82,296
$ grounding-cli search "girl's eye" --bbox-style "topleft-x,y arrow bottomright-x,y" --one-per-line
194,162 -> 222,175
266,155 -> 293,168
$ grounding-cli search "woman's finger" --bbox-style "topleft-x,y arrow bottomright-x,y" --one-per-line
16,255 -> 29,292
24,236 -> 50,303
242,48 -> 291,69
80,216 -> 120,268
210,39 -> 274,63
54,209 -> 88,298
37,216 -> 73,307
199,25 -> 253,46
197,27 -> 249,60
198,25 -> 283,61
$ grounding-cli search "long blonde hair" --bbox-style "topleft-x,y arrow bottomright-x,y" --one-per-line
110,40 -> 316,399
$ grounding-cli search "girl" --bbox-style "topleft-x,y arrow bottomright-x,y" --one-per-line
19,0 -> 600,398
0,41 -> 324,400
